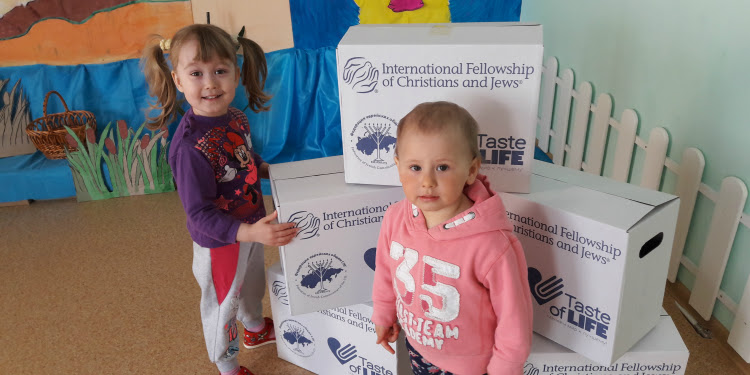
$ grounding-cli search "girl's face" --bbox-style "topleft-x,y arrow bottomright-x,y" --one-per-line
395,126 -> 480,228
171,38 -> 239,117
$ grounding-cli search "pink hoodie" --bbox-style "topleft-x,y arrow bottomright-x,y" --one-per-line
371,175 -> 532,375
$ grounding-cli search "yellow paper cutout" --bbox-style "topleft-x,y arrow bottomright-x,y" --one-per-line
355,0 -> 450,24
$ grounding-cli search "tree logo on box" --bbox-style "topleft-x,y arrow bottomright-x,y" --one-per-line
350,114 -> 398,170
280,319 -> 315,357
295,253 -> 347,298
327,337 -> 357,365
528,267 -> 564,305
342,57 -> 379,93
288,211 -> 320,240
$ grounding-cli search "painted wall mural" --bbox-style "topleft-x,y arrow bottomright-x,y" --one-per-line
0,0 -> 192,66
0,78 -> 34,157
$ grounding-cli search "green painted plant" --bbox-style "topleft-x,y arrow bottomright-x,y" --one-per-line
64,120 -> 174,201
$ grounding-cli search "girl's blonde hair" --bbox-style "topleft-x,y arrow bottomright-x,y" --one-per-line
396,101 -> 480,160
141,24 -> 271,130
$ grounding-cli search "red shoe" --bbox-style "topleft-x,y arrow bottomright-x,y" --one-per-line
243,317 -> 276,349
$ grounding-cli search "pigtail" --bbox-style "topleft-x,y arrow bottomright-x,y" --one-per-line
237,37 -> 271,113
141,36 -> 179,130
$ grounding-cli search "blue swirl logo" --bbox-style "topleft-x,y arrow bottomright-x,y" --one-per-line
288,211 -> 320,240
342,57 -> 379,93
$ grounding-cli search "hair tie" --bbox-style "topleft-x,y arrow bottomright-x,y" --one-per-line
159,38 -> 171,51
234,26 -> 244,51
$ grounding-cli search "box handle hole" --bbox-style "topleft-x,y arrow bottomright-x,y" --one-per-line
639,232 -> 663,258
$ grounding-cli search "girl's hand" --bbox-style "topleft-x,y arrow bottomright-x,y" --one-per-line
375,323 -> 401,354
236,211 -> 298,246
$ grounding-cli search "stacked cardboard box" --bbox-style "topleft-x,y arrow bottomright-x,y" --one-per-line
336,23 -> 544,193
268,156 -> 403,316
266,22 -> 690,374
525,311 -> 688,374
500,160 -> 681,364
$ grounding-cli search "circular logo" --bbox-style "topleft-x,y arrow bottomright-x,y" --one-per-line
295,253 -> 347,298
279,319 -> 315,357
350,114 -> 398,170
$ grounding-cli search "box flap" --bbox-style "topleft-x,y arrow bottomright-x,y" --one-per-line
269,155 -> 345,181
532,160 -> 676,207
271,156 -> 402,206
514,161 -> 678,230
275,172 -> 395,205
522,182 -> 654,230
339,23 -> 542,46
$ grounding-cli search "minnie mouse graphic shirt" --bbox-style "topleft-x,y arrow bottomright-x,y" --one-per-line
169,107 -> 266,248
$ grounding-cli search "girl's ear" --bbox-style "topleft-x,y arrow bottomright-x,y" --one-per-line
466,157 -> 480,185
171,71 -> 184,93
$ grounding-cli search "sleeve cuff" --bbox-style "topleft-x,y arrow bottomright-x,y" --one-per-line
224,220 -> 242,244
371,301 -> 398,327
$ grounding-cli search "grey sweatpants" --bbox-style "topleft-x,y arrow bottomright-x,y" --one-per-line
192,241 -> 266,372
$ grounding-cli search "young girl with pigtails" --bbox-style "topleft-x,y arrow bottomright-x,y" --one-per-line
141,24 -> 298,375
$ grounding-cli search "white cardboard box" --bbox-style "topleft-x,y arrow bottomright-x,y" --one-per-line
268,262 -> 411,375
337,23 -> 543,192
269,156 -> 404,315
525,312 -> 689,375
500,161 -> 680,365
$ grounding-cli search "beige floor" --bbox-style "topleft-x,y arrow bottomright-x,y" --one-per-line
1,192 -> 748,374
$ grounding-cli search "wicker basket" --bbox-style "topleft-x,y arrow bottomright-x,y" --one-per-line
26,91 -> 97,159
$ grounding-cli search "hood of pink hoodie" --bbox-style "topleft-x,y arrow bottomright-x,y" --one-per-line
403,174 -> 513,240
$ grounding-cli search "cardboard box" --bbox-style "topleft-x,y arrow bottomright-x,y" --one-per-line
525,312 -> 689,375
337,23 -> 543,192
500,161 -> 680,364
268,262 -> 411,375
269,156 -> 404,315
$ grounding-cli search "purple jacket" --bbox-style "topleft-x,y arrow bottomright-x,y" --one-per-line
168,107 -> 266,248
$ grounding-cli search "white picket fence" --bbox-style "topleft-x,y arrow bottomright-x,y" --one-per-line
537,56 -> 750,361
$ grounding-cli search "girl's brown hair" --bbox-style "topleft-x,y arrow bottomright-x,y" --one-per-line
396,101 -> 480,160
141,24 -> 271,130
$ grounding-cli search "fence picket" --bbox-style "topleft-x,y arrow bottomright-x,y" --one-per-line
728,275 -> 750,362
640,127 -> 669,190
668,148 -> 705,282
611,109 -> 638,182
551,69 -> 574,165
584,93 -> 612,175
566,81 -> 592,170
689,177 -> 748,320
538,57 -> 558,152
